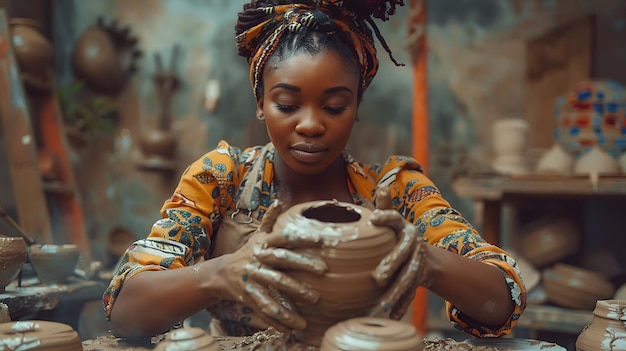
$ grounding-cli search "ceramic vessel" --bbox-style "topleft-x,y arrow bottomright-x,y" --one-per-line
575,299 -> 626,351
0,320 -> 82,351
492,118 -> 530,175
574,146 -> 620,175
535,143 -> 575,175
320,317 -> 422,351
28,244 -> 79,285
0,237 -> 28,292
9,18 -> 52,77
139,129 -> 178,169
273,201 -> 397,347
519,217 -> 581,268
543,263 -> 615,310
72,27 -> 125,95
155,327 -> 219,351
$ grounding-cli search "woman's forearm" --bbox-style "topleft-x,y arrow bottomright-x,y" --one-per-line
109,257 -> 226,337
424,245 -> 515,327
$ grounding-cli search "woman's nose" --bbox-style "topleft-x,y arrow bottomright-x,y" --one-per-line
294,109 -> 325,137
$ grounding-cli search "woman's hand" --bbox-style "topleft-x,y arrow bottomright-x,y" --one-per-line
208,201 -> 328,334
369,186 -> 428,320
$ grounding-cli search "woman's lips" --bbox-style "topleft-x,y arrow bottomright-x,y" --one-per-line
290,143 -> 327,163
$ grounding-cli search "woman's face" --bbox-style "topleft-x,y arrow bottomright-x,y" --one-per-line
257,50 -> 360,176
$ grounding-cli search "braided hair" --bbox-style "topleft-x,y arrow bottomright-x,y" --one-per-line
235,0 -> 405,98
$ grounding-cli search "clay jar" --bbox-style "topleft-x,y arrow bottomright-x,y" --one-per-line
155,327 -> 219,351
320,317 -> 422,351
28,244 -> 79,285
0,237 -> 28,292
272,200 -> 397,347
575,299 -> 626,351
9,19 -> 53,77
0,320 -> 82,351
72,26 -> 125,95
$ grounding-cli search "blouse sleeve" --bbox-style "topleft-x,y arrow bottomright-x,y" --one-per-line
102,140 -> 247,321
375,156 -> 527,337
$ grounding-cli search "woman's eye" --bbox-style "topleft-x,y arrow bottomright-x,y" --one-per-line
275,104 -> 298,113
324,106 -> 347,115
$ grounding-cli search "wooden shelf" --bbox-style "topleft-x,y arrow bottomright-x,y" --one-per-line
453,173 -> 626,200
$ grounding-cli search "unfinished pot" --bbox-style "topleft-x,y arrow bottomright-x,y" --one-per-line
320,317 -> 422,351
272,200 -> 397,347
0,320 -> 82,351
575,299 -> 626,351
0,237 -> 28,292
543,263 -> 614,310
28,244 -> 79,285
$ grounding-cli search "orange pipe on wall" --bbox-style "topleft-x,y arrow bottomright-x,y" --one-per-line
410,0 -> 429,337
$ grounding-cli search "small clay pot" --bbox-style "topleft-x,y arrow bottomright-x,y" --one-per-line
320,317 -> 422,351
575,300 -> 626,351
139,129 -> 177,159
273,201 -> 397,347
519,217 -> 581,268
0,320 -> 82,351
9,18 -> 53,77
28,244 -> 79,285
0,237 -> 28,292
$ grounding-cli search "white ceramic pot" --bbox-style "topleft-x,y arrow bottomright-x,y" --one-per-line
535,143 -> 574,175
574,146 -> 620,174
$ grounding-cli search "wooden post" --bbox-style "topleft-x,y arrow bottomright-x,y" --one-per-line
408,0 -> 429,337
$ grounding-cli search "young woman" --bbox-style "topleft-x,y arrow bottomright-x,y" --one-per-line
104,0 -> 526,339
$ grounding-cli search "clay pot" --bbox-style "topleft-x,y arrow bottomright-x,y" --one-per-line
535,143 -> 575,175
0,320 -> 82,350
320,317 -> 422,351
518,217 -> 581,268
272,201 -> 397,347
575,300 -> 626,351
574,146 -> 620,175
72,27 -> 125,95
155,327 -> 219,351
9,19 -> 53,77
492,118 -> 530,175
28,244 -> 79,285
0,237 -> 28,293
543,263 -> 615,310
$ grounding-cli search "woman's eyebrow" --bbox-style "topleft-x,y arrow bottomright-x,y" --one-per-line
270,83 -> 301,92
324,86 -> 353,94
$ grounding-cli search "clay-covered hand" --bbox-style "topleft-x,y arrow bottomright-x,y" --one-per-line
211,201 -> 328,333
369,186 -> 428,320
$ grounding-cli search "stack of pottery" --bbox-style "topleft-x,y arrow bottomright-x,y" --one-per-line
272,200 -> 397,347
0,237 -> 28,292
575,299 -> 626,351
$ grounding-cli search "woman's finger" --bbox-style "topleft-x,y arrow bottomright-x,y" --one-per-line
372,224 -> 417,286
256,247 -> 327,275
245,282 -> 308,331
246,262 -> 321,303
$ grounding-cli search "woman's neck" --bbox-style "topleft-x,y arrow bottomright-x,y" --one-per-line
273,154 -> 352,207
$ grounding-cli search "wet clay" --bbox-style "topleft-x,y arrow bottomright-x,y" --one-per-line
575,299 -> 626,351
155,327 -> 219,351
0,236 -> 28,292
418,337 -> 566,351
272,200 -> 397,347
319,317 -> 422,351
0,320 -> 82,351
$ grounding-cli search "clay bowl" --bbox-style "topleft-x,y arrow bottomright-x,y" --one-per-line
518,217 -> 581,268
28,244 -> 79,285
273,200 -> 397,347
320,317 -> 422,351
542,263 -> 615,310
0,320 -> 82,351
0,237 -> 28,292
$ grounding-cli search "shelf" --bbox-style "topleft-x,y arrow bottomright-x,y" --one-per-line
516,304 -> 592,334
453,173 -> 626,200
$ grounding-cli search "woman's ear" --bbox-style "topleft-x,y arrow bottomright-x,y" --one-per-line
255,98 -> 265,122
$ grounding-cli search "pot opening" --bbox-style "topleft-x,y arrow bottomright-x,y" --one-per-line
303,204 -> 361,223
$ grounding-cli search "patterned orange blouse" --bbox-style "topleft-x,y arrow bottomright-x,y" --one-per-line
103,140 -> 526,337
